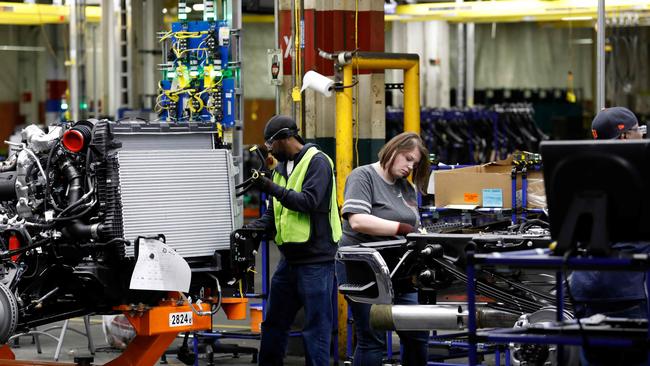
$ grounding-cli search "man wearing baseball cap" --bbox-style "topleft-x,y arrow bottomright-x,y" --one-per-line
571,106 -> 649,366
591,106 -> 645,140
243,115 -> 341,366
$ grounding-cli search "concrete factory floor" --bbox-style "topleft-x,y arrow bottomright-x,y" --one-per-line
8,311 -> 283,366
6,311 -> 501,365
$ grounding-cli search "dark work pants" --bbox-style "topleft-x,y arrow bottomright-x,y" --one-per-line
258,259 -> 334,366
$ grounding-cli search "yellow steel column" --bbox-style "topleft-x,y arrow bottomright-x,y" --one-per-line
403,63 -> 421,134
335,64 -> 354,206
335,63 -> 354,360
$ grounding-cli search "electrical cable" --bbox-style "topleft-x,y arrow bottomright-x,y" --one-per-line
562,249 -> 589,352
82,238 -> 130,249
205,273 -> 223,315
337,80 -> 360,89
55,186 -> 95,219
294,0 -> 303,132
178,292 -> 211,317
20,254 -> 39,279
0,237 -> 50,260
21,147 -> 47,187
44,140 -> 61,213
51,200 -> 97,222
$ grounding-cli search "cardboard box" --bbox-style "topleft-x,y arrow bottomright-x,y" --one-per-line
433,160 -> 545,209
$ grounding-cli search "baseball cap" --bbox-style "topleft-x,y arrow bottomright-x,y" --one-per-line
263,115 -> 303,145
591,107 -> 639,139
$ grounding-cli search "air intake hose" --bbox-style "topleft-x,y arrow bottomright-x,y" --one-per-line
59,161 -> 101,240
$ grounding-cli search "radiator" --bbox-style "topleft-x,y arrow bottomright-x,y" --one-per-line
117,149 -> 236,258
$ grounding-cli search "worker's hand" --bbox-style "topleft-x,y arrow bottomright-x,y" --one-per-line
251,170 -> 275,194
396,222 -> 416,235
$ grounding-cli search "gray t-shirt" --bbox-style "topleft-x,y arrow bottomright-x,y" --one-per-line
340,163 -> 420,247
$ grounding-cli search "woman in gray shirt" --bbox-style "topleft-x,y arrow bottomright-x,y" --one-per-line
338,132 -> 431,366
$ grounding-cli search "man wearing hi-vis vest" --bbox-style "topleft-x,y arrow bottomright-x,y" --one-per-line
245,115 -> 342,366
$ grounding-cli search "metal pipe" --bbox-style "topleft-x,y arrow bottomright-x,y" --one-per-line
349,52 -> 420,134
69,0 -> 79,121
101,0 -> 119,119
466,22 -> 475,107
335,64 -> 354,207
125,0 -> 133,110
370,304 -> 520,331
596,0 -> 605,111
352,55 -> 419,70
403,63 -> 420,134
92,24 -> 98,118
291,0 -> 296,121
233,0 -> 243,187
456,22 -> 464,107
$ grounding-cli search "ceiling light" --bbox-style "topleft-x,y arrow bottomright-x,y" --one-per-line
561,16 -> 593,21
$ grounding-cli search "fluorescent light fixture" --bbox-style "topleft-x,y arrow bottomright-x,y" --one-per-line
561,16 -> 593,21
193,4 -> 205,11
571,38 -> 594,45
0,46 -> 45,52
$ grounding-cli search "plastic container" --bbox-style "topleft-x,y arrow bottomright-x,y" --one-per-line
221,297 -> 248,320
249,303 -> 263,333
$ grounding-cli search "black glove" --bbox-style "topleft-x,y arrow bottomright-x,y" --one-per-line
252,173 -> 275,194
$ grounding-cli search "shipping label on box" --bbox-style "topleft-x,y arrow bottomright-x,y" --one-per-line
464,192 -> 479,204
482,189 -> 503,208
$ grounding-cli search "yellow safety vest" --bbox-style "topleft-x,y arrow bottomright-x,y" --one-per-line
272,147 -> 342,245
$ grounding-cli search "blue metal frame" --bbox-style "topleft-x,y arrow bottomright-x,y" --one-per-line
465,251 -> 650,366
521,167 -> 528,221
466,252 -> 478,365
510,168 -> 517,224
432,164 -> 475,171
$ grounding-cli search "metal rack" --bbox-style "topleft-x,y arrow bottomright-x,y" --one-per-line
465,251 -> 650,366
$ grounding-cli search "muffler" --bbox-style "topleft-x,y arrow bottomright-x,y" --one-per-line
370,304 -> 520,331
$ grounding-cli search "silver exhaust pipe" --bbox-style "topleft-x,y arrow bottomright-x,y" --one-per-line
370,304 -> 521,331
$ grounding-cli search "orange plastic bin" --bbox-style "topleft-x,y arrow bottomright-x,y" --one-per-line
249,304 -> 263,333
221,297 -> 248,320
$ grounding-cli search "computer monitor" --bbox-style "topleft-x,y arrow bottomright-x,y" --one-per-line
541,140 -> 650,256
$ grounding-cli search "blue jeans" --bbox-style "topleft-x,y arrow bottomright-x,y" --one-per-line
259,259 -> 334,366
336,262 -> 429,366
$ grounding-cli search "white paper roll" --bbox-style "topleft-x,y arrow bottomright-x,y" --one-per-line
301,70 -> 334,97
